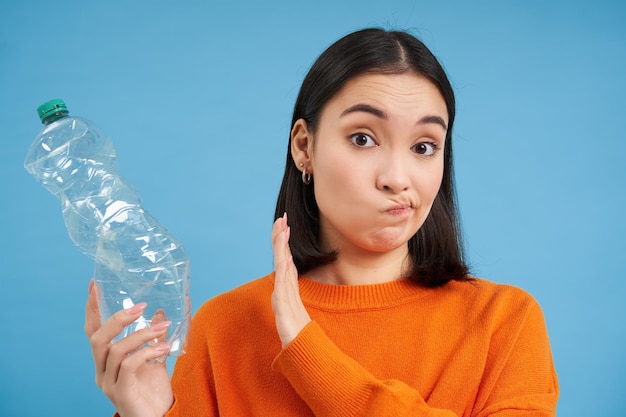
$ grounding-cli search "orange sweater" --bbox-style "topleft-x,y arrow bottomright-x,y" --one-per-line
165,273 -> 558,416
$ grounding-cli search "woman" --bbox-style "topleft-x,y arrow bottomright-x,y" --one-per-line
85,28 -> 559,416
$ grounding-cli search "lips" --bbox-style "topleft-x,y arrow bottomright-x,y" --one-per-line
385,204 -> 413,216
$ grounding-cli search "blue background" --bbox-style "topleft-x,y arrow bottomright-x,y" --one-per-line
1,1 -> 624,416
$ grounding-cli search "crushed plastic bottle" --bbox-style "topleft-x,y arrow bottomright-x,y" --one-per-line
24,99 -> 190,356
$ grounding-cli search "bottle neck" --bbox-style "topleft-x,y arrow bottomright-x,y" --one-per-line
42,110 -> 69,125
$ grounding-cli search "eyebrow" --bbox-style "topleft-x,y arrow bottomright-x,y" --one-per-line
340,103 -> 448,131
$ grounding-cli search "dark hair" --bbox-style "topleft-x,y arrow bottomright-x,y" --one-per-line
274,28 -> 470,287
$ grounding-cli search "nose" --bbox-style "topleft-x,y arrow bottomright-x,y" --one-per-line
376,153 -> 411,193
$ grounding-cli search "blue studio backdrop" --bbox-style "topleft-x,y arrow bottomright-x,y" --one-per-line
1,1 -> 624,416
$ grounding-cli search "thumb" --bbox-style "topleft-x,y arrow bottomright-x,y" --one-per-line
84,279 -> 102,338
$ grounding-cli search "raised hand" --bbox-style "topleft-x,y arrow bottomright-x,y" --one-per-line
271,213 -> 312,348
85,280 -> 174,417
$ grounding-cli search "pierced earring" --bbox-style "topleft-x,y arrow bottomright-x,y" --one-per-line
302,166 -> 312,185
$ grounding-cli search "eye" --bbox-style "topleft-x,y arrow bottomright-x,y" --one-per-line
349,133 -> 377,147
412,142 -> 438,156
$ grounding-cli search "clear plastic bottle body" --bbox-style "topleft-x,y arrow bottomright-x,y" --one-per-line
24,110 -> 190,356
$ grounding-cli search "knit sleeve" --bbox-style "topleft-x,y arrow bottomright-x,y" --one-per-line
473,299 -> 559,417
272,321 -> 458,417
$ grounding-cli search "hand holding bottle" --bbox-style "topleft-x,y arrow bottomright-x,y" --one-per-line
85,280 -> 174,417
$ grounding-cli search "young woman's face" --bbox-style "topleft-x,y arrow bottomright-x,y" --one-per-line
309,72 -> 448,256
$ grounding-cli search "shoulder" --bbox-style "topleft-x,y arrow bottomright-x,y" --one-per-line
440,277 -> 545,327
444,277 -> 538,304
192,272 -> 276,328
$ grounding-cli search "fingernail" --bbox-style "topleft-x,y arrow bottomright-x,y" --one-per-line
126,302 -> 147,314
282,212 -> 287,230
154,343 -> 170,351
151,321 -> 172,332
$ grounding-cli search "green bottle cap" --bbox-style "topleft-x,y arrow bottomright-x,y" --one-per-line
37,98 -> 69,124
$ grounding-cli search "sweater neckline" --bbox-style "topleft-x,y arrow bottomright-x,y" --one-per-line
296,276 -> 432,311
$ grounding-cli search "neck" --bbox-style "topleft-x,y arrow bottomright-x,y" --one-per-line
305,245 -> 411,285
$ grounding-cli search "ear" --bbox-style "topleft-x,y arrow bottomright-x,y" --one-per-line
290,118 -> 314,173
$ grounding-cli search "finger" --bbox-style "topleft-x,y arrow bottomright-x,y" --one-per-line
85,279 -> 101,338
90,302 -> 148,379
107,320 -> 171,356
122,342 -> 171,373
284,225 -> 293,263
282,213 -> 294,263
112,342 -> 171,391
271,213 -> 286,253
101,321 -> 171,388
272,214 -> 289,271
150,309 -> 168,345
85,279 -> 106,335
274,215 -> 298,287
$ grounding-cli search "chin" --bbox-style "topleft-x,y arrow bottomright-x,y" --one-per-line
366,235 -> 408,252
367,225 -> 418,248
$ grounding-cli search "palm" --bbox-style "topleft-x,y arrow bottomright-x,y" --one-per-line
119,361 -> 173,417
271,214 -> 312,348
